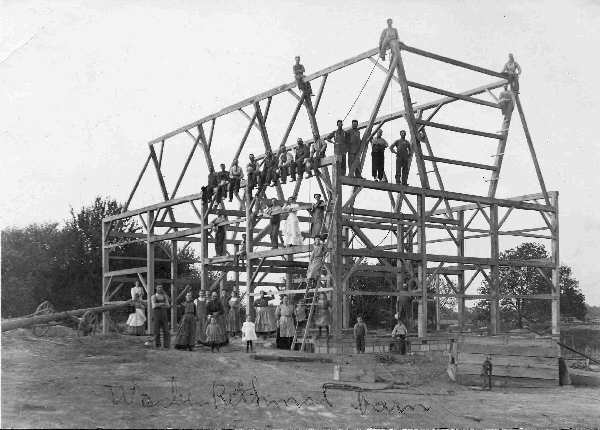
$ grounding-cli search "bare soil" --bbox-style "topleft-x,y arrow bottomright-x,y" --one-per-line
2,330 -> 599,428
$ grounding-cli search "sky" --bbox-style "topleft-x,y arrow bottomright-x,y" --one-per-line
2,0 -> 600,305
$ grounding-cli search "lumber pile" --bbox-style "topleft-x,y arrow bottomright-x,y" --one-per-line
454,334 -> 560,388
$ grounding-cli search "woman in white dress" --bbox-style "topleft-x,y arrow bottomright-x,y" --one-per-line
283,196 -> 303,246
126,292 -> 146,335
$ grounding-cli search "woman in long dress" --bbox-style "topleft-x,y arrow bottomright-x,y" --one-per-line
309,194 -> 327,237
226,292 -> 241,337
275,295 -> 296,349
174,291 -> 197,351
283,196 -> 303,246
195,291 -> 207,344
254,291 -> 276,335
206,291 -> 228,346
126,293 -> 146,335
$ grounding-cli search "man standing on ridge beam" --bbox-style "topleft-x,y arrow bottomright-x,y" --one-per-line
501,53 -> 522,94
390,130 -> 411,185
379,18 -> 399,61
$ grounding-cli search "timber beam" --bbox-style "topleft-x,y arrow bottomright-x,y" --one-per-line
340,177 -> 555,212
342,248 -> 554,268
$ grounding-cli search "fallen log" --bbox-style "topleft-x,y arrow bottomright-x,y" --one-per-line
1,301 -> 131,332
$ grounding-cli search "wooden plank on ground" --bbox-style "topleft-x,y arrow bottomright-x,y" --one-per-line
458,343 -> 559,358
457,363 -> 557,380
457,352 -> 557,369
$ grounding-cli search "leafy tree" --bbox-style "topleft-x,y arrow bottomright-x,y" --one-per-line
1,197 -> 200,317
475,242 -> 586,329
558,265 -> 586,320
347,263 -> 454,330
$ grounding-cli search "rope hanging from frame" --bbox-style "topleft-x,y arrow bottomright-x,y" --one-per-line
342,57 -> 380,122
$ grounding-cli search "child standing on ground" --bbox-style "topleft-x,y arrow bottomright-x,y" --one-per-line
353,316 -> 367,354
206,316 -> 221,352
241,315 -> 257,353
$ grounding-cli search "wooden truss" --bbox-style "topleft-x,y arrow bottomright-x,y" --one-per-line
101,39 -> 559,340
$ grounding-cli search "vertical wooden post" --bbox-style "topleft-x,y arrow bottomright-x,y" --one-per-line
513,94 -> 551,206
342,227 -> 350,329
286,254 -> 294,292
234,244 -> 240,294
101,221 -> 110,334
200,197 -> 209,292
146,210 -> 155,334
435,282 -> 440,332
170,240 -> 178,329
489,204 -> 500,335
417,193 -> 427,337
330,138 -> 344,347
457,211 -> 466,331
246,193 -> 255,320
487,98 -> 513,198
392,41 -> 430,189
550,192 -> 560,335
396,223 -> 405,321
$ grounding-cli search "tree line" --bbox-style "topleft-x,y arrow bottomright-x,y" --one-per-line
1,197 -> 588,329
1,197 -> 198,318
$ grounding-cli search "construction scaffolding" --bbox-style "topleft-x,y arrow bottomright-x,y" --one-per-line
100,34 -> 560,345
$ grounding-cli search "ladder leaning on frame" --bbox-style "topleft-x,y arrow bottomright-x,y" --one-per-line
290,195 -> 334,352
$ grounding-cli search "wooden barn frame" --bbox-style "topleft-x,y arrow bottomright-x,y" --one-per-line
100,36 -> 560,343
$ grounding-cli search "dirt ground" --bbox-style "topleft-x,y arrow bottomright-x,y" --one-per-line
2,329 -> 599,429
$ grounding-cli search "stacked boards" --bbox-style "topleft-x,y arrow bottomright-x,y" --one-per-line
454,335 -> 560,388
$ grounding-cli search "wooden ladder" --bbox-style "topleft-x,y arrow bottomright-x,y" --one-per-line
290,278 -> 322,352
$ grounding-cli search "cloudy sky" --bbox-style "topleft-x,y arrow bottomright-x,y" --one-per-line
2,0 -> 600,305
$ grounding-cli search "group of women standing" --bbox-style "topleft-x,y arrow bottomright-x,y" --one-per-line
125,284 -> 244,351
124,283 -> 332,353
254,291 -> 331,349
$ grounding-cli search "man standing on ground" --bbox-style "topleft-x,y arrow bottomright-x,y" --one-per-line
390,130 -> 411,185
151,284 -> 171,349
370,129 -> 388,181
354,316 -> 368,354
391,318 -> 408,354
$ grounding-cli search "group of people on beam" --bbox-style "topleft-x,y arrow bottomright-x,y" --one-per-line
201,124 -> 418,210
211,193 -> 327,257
